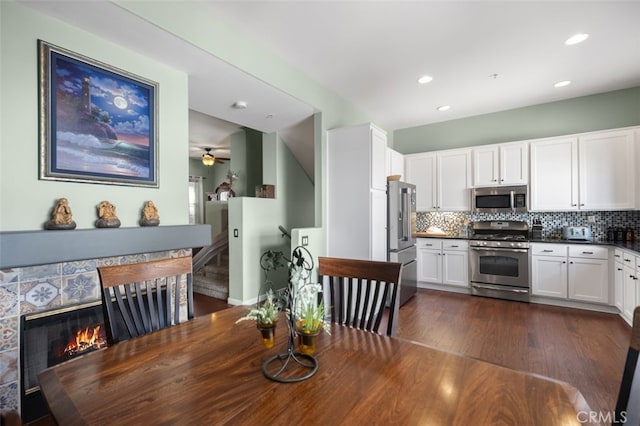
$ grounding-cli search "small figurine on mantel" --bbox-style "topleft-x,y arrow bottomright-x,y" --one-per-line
45,197 -> 76,230
140,200 -> 160,226
95,201 -> 121,228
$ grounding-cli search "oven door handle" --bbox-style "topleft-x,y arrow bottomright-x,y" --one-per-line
470,247 -> 529,253
472,283 -> 529,294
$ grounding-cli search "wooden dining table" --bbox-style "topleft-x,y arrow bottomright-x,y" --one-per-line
38,305 -> 597,425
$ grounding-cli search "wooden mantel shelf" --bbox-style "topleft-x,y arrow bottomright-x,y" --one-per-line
0,225 -> 212,269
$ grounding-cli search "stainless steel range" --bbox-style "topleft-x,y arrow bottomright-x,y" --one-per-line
469,221 -> 530,302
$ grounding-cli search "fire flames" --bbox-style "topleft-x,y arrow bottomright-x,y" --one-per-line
63,325 -> 107,358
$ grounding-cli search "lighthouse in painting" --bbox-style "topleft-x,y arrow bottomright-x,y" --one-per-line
81,76 -> 91,113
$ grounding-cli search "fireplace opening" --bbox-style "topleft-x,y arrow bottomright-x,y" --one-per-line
20,301 -> 106,423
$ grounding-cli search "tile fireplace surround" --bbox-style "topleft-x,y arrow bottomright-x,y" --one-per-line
0,225 -> 210,414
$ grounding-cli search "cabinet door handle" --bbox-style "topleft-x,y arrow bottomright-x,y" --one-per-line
450,245 -> 459,248
571,204 -> 577,207
570,261 -> 574,264
542,249 -> 553,252
562,261 -> 567,264
425,244 -> 433,246
625,259 -> 632,262
618,268 -> 623,271
615,254 -> 621,258
580,204 -> 585,206
582,251 -> 594,255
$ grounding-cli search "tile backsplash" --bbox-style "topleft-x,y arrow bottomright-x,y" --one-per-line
416,210 -> 640,241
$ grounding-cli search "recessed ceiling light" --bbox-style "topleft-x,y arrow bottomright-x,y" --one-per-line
232,101 -> 248,109
437,105 -> 451,111
418,75 -> 433,84
554,80 -> 572,88
565,33 -> 589,45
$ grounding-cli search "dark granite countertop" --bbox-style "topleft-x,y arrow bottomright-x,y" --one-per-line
530,239 -> 640,254
413,234 -> 640,255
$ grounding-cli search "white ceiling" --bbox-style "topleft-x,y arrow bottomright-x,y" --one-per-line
22,1 -> 640,162
207,1 -> 640,130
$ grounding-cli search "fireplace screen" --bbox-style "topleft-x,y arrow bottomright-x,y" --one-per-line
20,301 -> 106,422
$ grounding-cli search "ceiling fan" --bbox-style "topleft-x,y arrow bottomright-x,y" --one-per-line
201,148 -> 229,166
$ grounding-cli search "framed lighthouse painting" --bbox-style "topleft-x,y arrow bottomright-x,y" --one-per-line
38,40 -> 159,187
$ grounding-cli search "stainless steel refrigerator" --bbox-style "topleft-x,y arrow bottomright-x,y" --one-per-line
387,180 -> 417,306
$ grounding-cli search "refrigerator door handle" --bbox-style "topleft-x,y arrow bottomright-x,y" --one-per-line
401,189 -> 411,241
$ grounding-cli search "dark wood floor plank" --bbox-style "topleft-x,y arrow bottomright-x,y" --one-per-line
397,289 -> 631,415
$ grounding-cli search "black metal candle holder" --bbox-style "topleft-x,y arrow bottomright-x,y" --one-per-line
261,247 -> 319,383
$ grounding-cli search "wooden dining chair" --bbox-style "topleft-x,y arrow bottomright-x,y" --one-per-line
615,306 -> 640,425
318,256 -> 402,336
97,256 -> 194,345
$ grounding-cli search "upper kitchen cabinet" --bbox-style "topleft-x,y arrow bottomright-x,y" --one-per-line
530,128 -> 636,211
405,149 -> 471,212
386,147 -> 404,180
472,142 -> 528,187
579,129 -> 635,210
530,137 -> 578,211
327,123 -> 388,261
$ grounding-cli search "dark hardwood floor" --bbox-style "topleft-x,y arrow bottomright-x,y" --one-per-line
193,288 -> 632,417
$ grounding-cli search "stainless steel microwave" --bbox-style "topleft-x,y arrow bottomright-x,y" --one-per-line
471,185 -> 528,213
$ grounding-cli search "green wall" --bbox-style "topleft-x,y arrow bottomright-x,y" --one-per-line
0,2 -> 190,230
394,87 -> 640,154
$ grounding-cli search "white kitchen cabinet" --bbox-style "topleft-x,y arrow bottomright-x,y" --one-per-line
417,238 -> 468,287
327,123 -> 387,261
530,243 -> 609,304
417,238 -> 442,282
614,249 -> 624,312
530,129 -> 635,211
578,129 -> 635,210
531,244 -> 568,298
622,259 -> 637,324
567,246 -> 610,304
405,153 -> 436,212
405,149 -> 470,212
530,137 -> 578,211
386,147 -> 404,180
472,142 -> 527,187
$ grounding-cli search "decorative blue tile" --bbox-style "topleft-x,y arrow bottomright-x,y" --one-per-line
0,317 -> 18,352
62,272 -> 100,304
0,381 -> 18,411
0,270 -> 19,285
62,259 -> 98,275
20,278 -> 61,314
0,285 -> 18,319
0,350 -> 17,385
21,263 -> 60,281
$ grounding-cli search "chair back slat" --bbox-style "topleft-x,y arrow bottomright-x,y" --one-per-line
319,257 -> 402,336
615,306 -> 640,425
98,257 -> 193,345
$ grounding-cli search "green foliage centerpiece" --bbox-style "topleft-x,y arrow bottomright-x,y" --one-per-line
260,246 -> 326,383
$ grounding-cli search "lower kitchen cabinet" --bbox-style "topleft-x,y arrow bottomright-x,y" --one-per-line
614,251 -> 624,312
568,257 -> 609,304
417,238 -> 468,287
531,255 -> 567,298
530,243 -> 609,304
619,250 -> 640,325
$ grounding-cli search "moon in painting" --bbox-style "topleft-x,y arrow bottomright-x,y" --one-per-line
113,96 -> 128,109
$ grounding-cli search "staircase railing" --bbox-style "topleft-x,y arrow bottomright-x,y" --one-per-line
193,229 -> 229,272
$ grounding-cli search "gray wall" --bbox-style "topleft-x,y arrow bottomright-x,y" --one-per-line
394,87 -> 640,154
